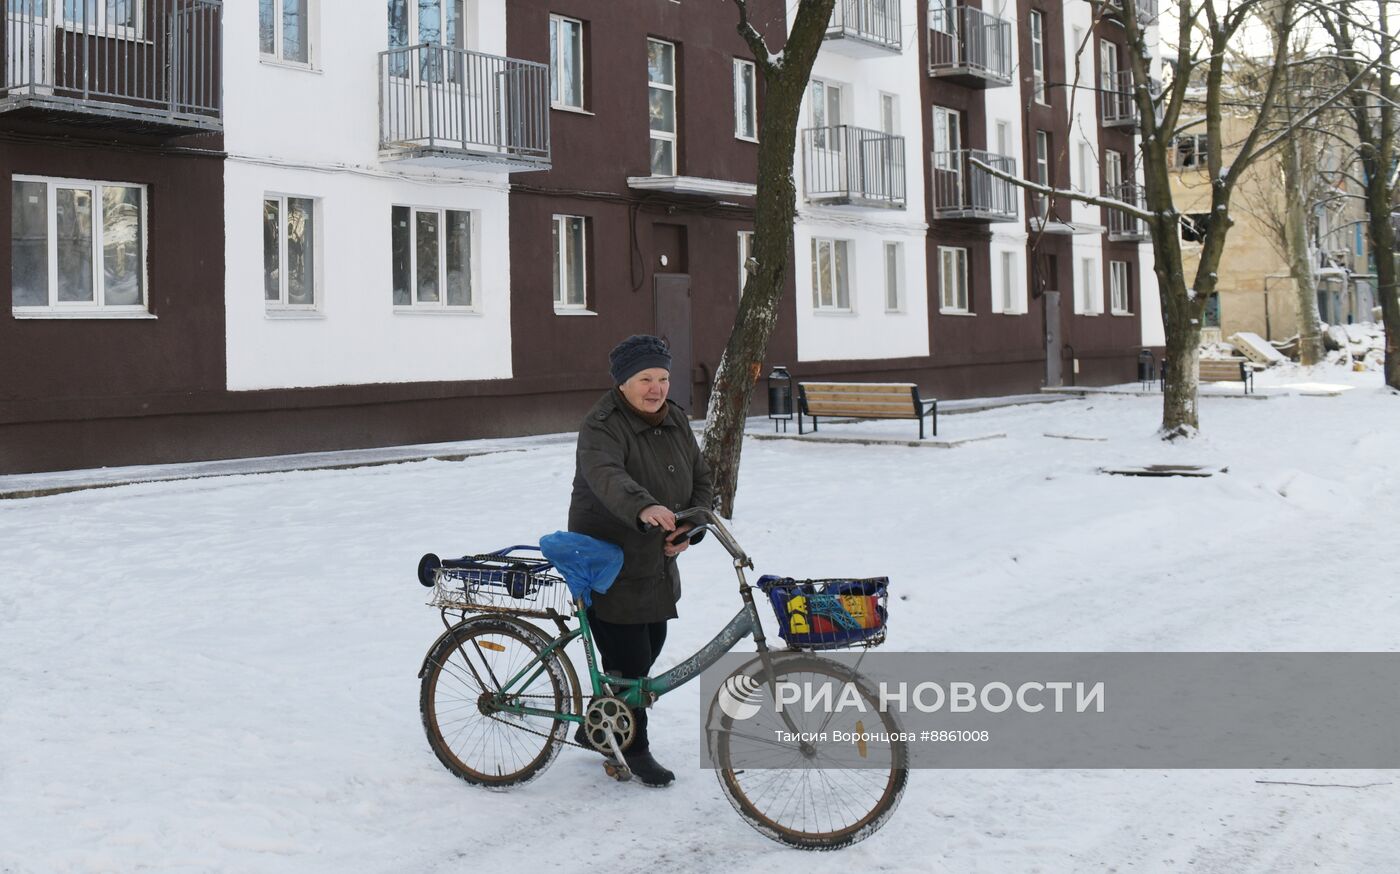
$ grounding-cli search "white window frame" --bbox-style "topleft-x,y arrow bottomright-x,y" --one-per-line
11,175 -> 150,318
1174,133 -> 1209,168
879,92 -> 899,136
1034,130 -> 1050,218
810,238 -> 852,311
1030,10 -> 1046,105
1104,149 -> 1123,192
737,230 -> 754,296
1110,260 -> 1131,314
996,120 -> 1011,157
809,78 -> 845,149
1077,140 -> 1092,194
550,14 -> 585,110
391,205 -> 477,313
264,193 -> 321,312
260,0 -> 318,68
932,105 -> 962,169
1079,256 -> 1101,315
734,58 -> 757,142
884,241 -> 904,312
648,38 -> 678,176
998,250 -> 1021,314
939,246 -> 969,314
553,214 -> 589,312
61,0 -> 145,39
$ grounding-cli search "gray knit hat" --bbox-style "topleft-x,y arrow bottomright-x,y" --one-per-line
609,334 -> 672,385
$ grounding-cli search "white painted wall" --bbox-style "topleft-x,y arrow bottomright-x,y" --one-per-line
793,0 -> 930,362
983,0 -> 1030,315
222,0 -> 515,391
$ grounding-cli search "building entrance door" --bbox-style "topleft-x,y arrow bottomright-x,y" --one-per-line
654,273 -> 693,415
1044,290 -> 1063,387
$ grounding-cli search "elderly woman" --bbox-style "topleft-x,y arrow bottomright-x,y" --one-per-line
568,334 -> 714,787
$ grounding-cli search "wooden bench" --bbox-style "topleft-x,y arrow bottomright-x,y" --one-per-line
797,382 -> 938,439
1197,358 -> 1256,394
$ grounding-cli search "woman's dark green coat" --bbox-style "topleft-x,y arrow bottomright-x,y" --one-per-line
567,389 -> 714,623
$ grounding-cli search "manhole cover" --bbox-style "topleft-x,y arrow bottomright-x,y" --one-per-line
1099,464 -> 1228,478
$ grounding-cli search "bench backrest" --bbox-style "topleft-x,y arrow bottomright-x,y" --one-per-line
799,382 -> 921,418
1198,359 -> 1247,382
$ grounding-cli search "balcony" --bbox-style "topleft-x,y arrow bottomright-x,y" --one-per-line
1106,183 -> 1149,241
927,5 -> 1013,88
1,0 -> 222,134
1101,0 -> 1160,24
802,125 -> 906,209
1100,69 -> 1137,127
825,0 -> 902,57
931,149 -> 1018,222
379,44 -> 550,172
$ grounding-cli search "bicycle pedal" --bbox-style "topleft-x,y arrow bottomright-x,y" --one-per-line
602,758 -> 633,783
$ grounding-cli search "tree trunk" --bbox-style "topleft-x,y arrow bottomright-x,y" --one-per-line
1281,135 -> 1326,366
1368,188 -> 1400,389
704,0 -> 836,517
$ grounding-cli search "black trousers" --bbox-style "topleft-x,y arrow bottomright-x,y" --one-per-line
587,609 -> 668,754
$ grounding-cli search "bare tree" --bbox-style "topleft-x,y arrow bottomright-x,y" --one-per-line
976,0 -> 1362,436
702,0 -> 836,517
1317,0 -> 1400,390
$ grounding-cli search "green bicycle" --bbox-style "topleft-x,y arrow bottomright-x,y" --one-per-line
414,508 -> 908,850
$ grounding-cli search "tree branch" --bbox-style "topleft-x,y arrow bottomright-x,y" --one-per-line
968,156 -> 1155,220
733,0 -> 776,75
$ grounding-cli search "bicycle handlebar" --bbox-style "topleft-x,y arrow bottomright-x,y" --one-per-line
674,506 -> 752,569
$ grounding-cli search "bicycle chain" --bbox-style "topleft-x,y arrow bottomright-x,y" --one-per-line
481,692 -> 594,750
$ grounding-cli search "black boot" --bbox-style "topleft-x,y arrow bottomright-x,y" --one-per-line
622,751 -> 675,787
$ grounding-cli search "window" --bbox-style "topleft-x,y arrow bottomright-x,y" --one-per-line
392,206 -> 473,310
1077,140 -> 1091,194
809,79 -> 843,149
264,195 -> 318,308
939,246 -> 969,313
734,59 -> 757,140
737,230 -> 754,295
11,177 -> 146,314
880,93 -> 899,135
1079,257 -> 1100,314
1034,130 -> 1050,218
647,38 -> 677,175
388,0 -> 464,79
550,14 -> 585,109
1110,260 -> 1131,314
260,0 -> 313,66
810,238 -> 851,310
1173,133 -> 1209,168
1029,11 -> 1046,104
1099,39 -> 1119,85
996,120 -> 1011,157
932,105 -> 961,167
1181,212 -> 1210,243
999,251 -> 1018,313
63,0 -> 142,34
1104,149 -> 1123,192
553,215 -> 587,310
930,0 -> 956,34
884,242 -> 903,311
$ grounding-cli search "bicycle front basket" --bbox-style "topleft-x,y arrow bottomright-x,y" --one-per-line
755,575 -> 890,650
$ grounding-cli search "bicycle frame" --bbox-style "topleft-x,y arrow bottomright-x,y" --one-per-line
482,508 -> 779,724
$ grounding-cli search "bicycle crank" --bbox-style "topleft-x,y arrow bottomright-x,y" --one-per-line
583,696 -> 636,779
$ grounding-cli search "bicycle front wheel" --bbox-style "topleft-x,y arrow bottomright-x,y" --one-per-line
709,654 -> 908,850
420,616 -> 569,788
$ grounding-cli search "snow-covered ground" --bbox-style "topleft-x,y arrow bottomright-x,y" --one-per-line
2,363 -> 1397,874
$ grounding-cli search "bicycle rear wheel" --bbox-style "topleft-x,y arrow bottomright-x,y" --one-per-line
420,616 -> 569,787
709,654 -> 908,850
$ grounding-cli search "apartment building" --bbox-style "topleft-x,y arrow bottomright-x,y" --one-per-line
2,0 -> 1161,475
1,0 -> 225,473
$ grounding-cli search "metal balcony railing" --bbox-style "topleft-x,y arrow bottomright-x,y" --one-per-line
803,125 -> 906,208
927,5 -> 1013,87
931,149 -> 1018,221
1101,69 -> 1137,127
1103,0 -> 1159,23
1106,182 -> 1149,240
380,44 -> 550,171
1,0 -> 222,130
826,0 -> 902,54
